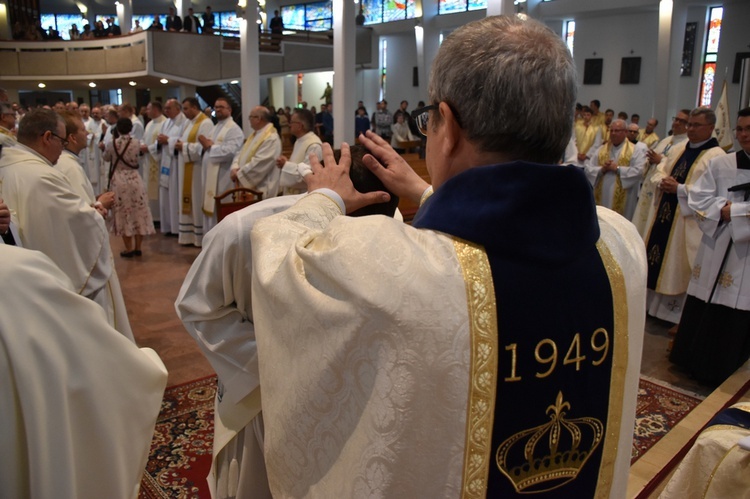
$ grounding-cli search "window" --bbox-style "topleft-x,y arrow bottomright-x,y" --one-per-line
215,11 -> 241,37
699,6 -> 723,107
40,14 -> 88,40
362,0 -> 416,25
438,0 -> 487,15
132,15 -> 166,31
281,1 -> 333,31
564,20 -> 575,55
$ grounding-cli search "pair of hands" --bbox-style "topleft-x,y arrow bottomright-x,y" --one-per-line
0,198 -> 10,235
304,130 -> 430,214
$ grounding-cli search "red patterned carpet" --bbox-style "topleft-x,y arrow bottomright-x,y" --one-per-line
137,375 -> 703,496
139,376 -> 217,499
631,378 -> 704,463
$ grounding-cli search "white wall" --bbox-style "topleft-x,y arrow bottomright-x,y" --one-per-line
714,0 -> 750,114
572,10 -> 659,122
378,31 -> 424,110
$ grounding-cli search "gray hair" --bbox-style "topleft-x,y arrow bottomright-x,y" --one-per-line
690,107 -> 716,125
427,15 -> 576,163
17,108 -> 64,145
610,119 -> 626,129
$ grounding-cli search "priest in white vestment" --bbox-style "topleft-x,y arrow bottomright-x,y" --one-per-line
0,109 -> 134,340
575,106 -> 602,166
276,108 -> 322,195
669,110 -> 750,382
632,110 -> 690,237
140,101 -> 166,222
197,97 -> 244,234
85,105 -> 106,193
157,99 -> 186,235
0,244 -> 167,498
176,146 -> 401,499
230,106 -> 282,199
175,97 -> 212,246
0,102 -> 17,147
644,108 -> 725,324
99,108 -> 118,191
585,119 -> 648,220
249,17 -> 645,498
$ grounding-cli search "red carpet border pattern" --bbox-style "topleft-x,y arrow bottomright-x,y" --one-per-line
138,375 -> 702,495
631,378 -> 704,463
139,376 -> 217,499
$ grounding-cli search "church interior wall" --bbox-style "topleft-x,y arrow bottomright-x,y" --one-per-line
376,31 -> 424,108
571,10 -> 659,123
713,0 -> 750,114
355,67 -> 383,115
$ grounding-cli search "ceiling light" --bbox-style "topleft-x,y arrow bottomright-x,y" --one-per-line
89,82 -> 97,88
160,78 -> 169,84
38,82 -> 46,88
230,80 -> 239,84
129,81 -> 137,86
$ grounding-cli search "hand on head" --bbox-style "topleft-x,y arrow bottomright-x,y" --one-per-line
358,130 -> 430,205
305,142 -> 390,214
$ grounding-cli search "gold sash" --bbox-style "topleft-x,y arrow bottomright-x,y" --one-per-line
234,124 -> 278,189
594,141 -> 634,216
146,117 -> 164,201
576,123 -> 598,155
181,113 -> 208,215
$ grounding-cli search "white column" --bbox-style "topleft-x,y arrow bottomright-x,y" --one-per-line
0,0 -> 11,41
117,0 -> 132,34
240,0 -> 261,132
655,0 -> 674,136
332,0 -> 356,147
176,0 -> 190,18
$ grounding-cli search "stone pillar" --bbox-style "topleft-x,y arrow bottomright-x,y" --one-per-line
240,0 -> 260,132
332,0 -> 355,147
657,0 -> 676,137
117,0 -> 132,34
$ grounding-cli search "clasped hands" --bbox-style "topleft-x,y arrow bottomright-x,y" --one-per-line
305,130 -> 430,214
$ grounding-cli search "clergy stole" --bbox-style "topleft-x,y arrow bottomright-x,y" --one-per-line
202,122 -> 233,216
234,125 -> 277,189
594,140 -> 634,216
600,124 -> 610,144
181,113 -> 208,215
413,163 -> 627,498
645,140 -> 718,291
575,123 -> 598,155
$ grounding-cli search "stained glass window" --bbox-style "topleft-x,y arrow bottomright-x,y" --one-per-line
565,20 -> 575,55
216,11 -> 240,36
362,0 -> 414,25
439,0 -> 486,15
699,6 -> 723,107
281,2 -> 332,32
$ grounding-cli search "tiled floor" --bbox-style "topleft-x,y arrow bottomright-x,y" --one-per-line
115,231 -> 747,497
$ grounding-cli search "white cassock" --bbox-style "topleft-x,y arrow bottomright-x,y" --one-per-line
231,123 -> 282,200
176,194 -> 303,499
687,152 -> 750,309
56,149 -> 97,204
0,127 -> 16,148
141,114 -> 166,221
632,133 -> 689,238
585,140 -> 648,220
78,116 -> 91,175
85,117 -> 105,192
159,112 -> 186,234
249,192 -> 645,498
101,125 -> 116,191
0,144 -> 134,341
279,130 -> 322,195
177,113 -> 213,247
645,141 -> 725,322
201,117 -> 244,234
0,245 -> 167,499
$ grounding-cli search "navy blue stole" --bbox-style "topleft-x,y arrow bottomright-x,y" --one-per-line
645,138 -> 719,290
414,162 -> 619,496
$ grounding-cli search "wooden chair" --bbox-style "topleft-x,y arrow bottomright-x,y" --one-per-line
213,186 -> 263,222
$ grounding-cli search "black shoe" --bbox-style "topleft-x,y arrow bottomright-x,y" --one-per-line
134,250 -> 143,256
120,250 -> 136,258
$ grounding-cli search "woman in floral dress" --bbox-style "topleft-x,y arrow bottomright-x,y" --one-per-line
103,118 -> 154,257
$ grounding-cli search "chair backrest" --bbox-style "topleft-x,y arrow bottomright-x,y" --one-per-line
214,186 -> 264,222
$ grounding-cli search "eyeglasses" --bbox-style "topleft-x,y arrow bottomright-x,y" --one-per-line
735,126 -> 750,134
672,117 -> 688,124
46,131 -> 69,147
411,104 -> 436,137
686,122 -> 711,129
410,103 -> 462,137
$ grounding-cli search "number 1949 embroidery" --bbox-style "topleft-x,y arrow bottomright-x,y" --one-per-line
503,328 -> 610,382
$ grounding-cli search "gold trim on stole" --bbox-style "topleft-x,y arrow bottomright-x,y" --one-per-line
454,238 -> 499,499
593,238 -> 629,498
653,148 -> 712,292
181,113 -> 208,215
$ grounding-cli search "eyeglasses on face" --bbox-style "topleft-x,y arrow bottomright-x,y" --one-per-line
686,122 -> 711,129
45,131 -> 69,147
672,117 -> 688,125
410,103 -> 462,137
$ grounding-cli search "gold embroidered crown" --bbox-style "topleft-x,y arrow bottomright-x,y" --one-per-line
495,391 -> 604,493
